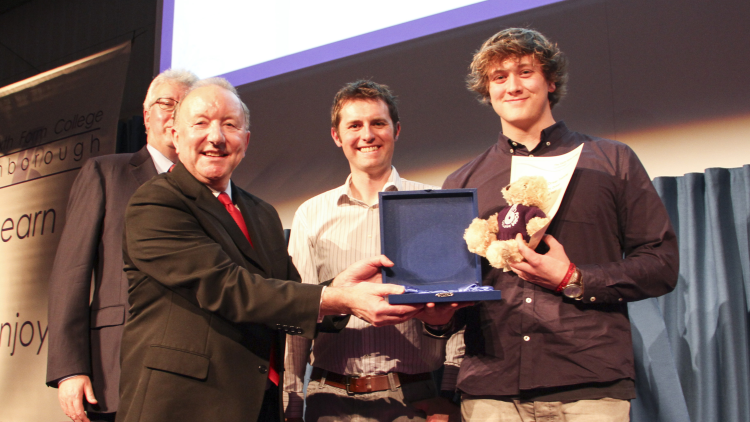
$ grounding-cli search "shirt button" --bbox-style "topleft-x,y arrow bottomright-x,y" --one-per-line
258,365 -> 268,374
523,335 -> 530,341
525,298 -> 532,303
529,154 -> 534,157
512,142 -> 518,146
618,298 -> 623,302
590,297 -> 596,302
546,142 -> 551,146
367,234 -> 372,238
510,149 -> 514,153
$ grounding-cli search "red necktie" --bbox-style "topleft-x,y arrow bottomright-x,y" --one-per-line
217,192 -> 253,247
216,192 -> 278,385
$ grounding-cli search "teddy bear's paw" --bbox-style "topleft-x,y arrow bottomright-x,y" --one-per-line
503,242 -> 524,264
497,242 -> 524,272
486,240 -> 511,269
464,218 -> 493,255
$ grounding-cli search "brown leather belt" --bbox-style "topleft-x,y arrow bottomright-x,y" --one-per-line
310,367 -> 432,394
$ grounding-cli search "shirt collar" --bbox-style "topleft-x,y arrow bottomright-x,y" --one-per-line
146,144 -> 174,174
501,121 -> 569,156
338,166 -> 402,204
210,180 -> 233,201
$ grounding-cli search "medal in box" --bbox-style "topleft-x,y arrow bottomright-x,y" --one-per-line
379,189 -> 502,304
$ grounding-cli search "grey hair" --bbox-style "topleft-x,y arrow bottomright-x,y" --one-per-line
174,77 -> 251,129
143,68 -> 199,111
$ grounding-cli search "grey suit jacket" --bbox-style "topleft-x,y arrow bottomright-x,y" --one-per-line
46,146 -> 157,413
116,162 -> 323,422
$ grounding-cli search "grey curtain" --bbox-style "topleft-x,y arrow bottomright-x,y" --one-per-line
630,165 -> 750,421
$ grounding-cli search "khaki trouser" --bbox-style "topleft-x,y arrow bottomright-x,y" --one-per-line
462,395 -> 630,422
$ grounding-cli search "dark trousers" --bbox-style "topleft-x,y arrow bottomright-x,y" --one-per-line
88,412 -> 116,422
257,388 -> 281,422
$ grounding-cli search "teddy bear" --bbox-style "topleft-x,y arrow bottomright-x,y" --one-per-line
464,176 -> 551,271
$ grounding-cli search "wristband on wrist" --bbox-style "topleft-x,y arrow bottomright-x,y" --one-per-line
555,263 -> 577,293
425,318 -> 453,332
423,318 -> 455,336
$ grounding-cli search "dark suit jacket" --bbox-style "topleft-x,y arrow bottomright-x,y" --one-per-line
46,146 -> 157,412
116,162 -> 323,422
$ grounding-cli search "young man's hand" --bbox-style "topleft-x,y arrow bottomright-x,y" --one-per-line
509,234 -> 571,290
415,302 -> 473,326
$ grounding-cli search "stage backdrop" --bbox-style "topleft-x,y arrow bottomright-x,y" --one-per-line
0,41 -> 131,422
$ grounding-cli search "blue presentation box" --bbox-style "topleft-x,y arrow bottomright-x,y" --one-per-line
379,189 -> 502,304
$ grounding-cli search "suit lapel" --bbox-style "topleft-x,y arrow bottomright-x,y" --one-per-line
232,184 -> 273,276
129,145 -> 158,186
169,163 -> 269,275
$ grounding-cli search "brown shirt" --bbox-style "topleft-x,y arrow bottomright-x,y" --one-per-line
443,121 -> 678,399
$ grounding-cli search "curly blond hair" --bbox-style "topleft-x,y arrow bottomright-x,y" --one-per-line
467,28 -> 568,108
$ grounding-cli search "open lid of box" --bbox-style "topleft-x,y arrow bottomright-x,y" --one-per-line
379,189 -> 501,304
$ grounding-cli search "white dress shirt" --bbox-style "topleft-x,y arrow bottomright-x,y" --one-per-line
283,167 -> 465,417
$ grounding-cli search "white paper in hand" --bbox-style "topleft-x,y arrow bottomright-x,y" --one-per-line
509,144 -> 583,249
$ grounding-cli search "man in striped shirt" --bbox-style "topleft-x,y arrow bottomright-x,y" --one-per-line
283,80 -> 463,421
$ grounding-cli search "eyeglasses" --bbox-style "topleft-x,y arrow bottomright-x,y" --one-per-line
150,97 -> 179,112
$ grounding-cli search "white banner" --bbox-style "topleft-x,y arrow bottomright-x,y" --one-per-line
0,41 -> 131,421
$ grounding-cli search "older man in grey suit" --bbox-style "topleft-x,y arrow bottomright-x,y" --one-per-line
46,69 -> 197,422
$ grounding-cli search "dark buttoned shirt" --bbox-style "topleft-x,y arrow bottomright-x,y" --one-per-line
443,121 -> 678,400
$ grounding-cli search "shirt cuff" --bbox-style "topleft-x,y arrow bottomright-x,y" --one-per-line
577,267 -> 625,304
317,285 -> 327,323
57,374 -> 85,387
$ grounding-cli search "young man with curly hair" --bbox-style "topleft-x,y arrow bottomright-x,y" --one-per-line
442,28 -> 678,421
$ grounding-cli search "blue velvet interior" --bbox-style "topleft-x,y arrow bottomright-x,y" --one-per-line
379,189 -> 481,290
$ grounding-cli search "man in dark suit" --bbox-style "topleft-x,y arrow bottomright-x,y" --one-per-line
116,78 -> 421,422
46,69 -> 198,422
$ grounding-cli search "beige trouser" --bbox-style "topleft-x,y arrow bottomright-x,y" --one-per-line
461,395 -> 630,422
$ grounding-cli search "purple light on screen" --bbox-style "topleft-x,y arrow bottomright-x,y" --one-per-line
160,0 -> 565,86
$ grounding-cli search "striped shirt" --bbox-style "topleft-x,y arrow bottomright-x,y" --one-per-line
283,167 -> 465,417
